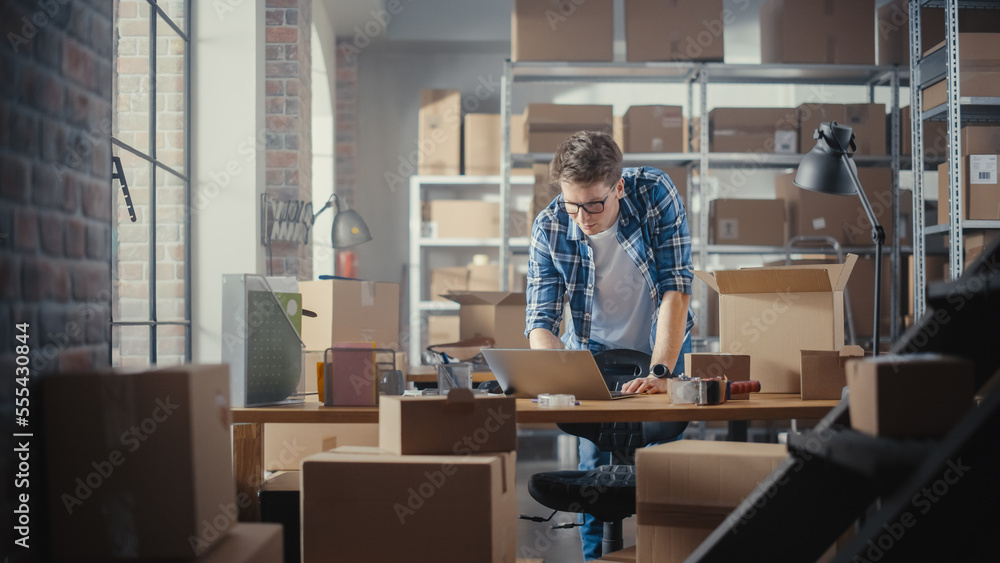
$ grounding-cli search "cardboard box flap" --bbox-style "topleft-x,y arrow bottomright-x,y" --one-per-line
714,268 -> 833,294
444,291 -> 527,306
692,271 -> 721,294
738,254 -> 858,292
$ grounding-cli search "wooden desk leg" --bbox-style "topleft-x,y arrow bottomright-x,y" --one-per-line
234,422 -> 264,522
728,420 -> 748,442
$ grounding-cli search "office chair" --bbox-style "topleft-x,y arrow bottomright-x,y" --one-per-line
524,349 -> 672,555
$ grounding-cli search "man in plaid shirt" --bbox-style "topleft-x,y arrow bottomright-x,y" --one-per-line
524,131 -> 694,560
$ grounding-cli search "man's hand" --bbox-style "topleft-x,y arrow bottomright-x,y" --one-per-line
621,376 -> 670,395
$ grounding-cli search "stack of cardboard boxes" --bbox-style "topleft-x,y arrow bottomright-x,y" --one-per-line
760,0 -> 874,64
301,392 -> 518,562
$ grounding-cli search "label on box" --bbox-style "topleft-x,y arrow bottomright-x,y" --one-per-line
774,130 -> 797,154
422,222 -> 438,238
970,155 -> 998,185
651,138 -> 663,152
718,219 -> 739,240
812,217 -> 827,230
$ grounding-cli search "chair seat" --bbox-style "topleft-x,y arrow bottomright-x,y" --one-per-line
528,465 -> 637,523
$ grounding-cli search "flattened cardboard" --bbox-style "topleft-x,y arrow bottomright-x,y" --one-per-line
445,291 -> 529,348
301,448 -> 511,563
42,365 -> 234,560
379,393 -> 517,455
847,354 -> 974,439
800,346 -> 864,400
636,441 -> 788,563
299,280 -> 400,352
694,256 -> 858,393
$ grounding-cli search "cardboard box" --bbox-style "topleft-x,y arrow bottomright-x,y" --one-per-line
694,256 -> 858,393
663,166 -> 688,205
965,230 -> 1000,267
379,393 -> 518,455
800,346 -> 864,400
937,156 -> 1000,224
524,103 -> 613,153
302,447 -> 513,563
299,279 -> 400,351
922,34 -> 1000,110
431,266 -> 471,301
625,0 -> 725,62
263,423 -> 378,471
760,0 -> 874,65
900,105 -> 949,157
428,314 -> 461,345
684,353 -> 751,399
194,523 -> 282,563
41,365 -> 234,560
418,89 -> 461,175
464,113 -> 531,176
846,255 -> 896,340
428,200 -> 501,238
877,0 -> 1000,65
511,0 -> 612,62
444,291 -> 530,349
798,103 -> 886,155
708,198 -> 786,246
622,105 -> 685,153
708,107 -> 799,154
775,169 -> 911,246
846,354 -> 974,438
529,162 -> 560,226
907,253 -> 948,317
636,441 -> 788,563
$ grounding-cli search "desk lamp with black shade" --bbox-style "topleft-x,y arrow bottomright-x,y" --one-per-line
794,121 -> 885,356
313,193 -> 372,248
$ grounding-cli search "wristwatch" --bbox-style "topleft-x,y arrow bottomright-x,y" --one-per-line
650,364 -> 672,379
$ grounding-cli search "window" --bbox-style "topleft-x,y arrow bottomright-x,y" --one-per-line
111,1 -> 190,367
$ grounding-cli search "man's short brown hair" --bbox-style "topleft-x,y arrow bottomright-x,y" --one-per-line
549,130 -> 623,188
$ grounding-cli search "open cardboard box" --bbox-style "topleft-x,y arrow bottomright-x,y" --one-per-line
695,255 -> 857,393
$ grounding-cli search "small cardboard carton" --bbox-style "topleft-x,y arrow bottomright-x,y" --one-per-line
708,198 -> 786,246
847,354 -> 974,439
196,523 -> 283,563
800,345 -> 865,400
684,353 -> 751,400
524,103 -> 614,153
761,0 -> 874,65
418,89 -> 461,175
636,441 -> 788,563
464,113 -> 531,176
938,156 -> 1000,223
263,422 -> 378,472
379,391 -> 517,456
922,34 -> 1000,110
428,315 -> 461,345
694,255 -> 858,393
708,107 -> 799,154
301,447 -> 515,563
299,279 -> 400,352
41,365 -> 234,560
511,0 -> 613,62
798,103 -> 886,155
444,291 -> 529,349
622,105 -> 685,153
428,200 -> 502,239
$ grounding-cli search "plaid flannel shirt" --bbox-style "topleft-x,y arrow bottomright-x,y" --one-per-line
524,166 -> 695,352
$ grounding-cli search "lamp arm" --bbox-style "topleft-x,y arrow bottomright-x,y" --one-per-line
841,154 -> 884,356
313,193 -> 341,221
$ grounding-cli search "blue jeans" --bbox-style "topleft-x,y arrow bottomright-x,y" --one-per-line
577,334 -> 692,561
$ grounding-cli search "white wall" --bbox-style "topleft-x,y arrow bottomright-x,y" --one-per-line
311,19 -> 336,277
191,0 -> 267,363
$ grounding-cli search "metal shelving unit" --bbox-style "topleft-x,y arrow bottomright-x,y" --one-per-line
909,0 -> 1000,320
407,174 -> 534,365
499,60 -> 910,346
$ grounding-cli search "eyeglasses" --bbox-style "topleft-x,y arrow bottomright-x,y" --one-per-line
557,183 -> 617,215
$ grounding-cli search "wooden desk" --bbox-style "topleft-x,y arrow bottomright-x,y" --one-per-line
232,394 -> 837,520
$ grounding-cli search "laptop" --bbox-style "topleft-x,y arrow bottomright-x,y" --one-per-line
481,349 -> 646,401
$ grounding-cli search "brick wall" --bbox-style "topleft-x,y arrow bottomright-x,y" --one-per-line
335,38 -> 357,209
0,0 -> 114,556
112,0 -> 187,367
265,0 -> 312,279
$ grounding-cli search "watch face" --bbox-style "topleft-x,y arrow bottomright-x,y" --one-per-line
651,364 -> 671,378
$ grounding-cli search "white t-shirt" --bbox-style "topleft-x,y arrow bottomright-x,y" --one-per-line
585,221 -> 656,354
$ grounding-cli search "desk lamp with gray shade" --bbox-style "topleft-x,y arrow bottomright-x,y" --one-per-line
794,121 -> 885,356
313,193 -> 372,248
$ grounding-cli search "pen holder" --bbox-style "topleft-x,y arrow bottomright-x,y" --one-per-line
437,362 -> 472,392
